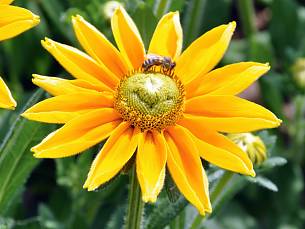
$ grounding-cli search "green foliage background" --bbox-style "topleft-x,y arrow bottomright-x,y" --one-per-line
0,0 -> 305,228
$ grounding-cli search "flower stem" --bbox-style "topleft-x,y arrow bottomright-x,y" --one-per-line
210,172 -> 234,203
189,172 -> 234,229
237,0 -> 257,37
154,0 -> 171,19
125,164 -> 144,229
182,0 -> 207,46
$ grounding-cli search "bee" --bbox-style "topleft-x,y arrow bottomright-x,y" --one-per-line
142,54 -> 176,73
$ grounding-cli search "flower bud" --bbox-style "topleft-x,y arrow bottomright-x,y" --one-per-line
292,58 -> 305,89
228,133 -> 267,165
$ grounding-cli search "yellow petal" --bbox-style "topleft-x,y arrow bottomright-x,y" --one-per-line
0,0 -> 14,5
111,6 -> 145,70
22,91 -> 114,123
41,38 -> 118,90
0,77 -> 16,109
32,74 -> 102,96
0,5 -> 39,41
186,62 -> 270,98
180,115 -> 281,134
165,126 -> 211,215
179,125 -> 255,176
31,108 -> 121,158
72,15 -> 129,77
181,124 -> 254,172
136,131 -> 167,202
148,12 -> 182,60
84,122 -> 139,190
182,95 -> 281,133
175,22 -> 236,84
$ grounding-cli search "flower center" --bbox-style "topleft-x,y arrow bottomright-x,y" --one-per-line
114,70 -> 185,132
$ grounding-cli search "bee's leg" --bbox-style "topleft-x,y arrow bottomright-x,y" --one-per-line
168,69 -> 173,76
144,65 -> 150,73
161,66 -> 166,74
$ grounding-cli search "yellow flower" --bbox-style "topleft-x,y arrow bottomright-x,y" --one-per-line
0,0 -> 40,109
22,7 -> 281,215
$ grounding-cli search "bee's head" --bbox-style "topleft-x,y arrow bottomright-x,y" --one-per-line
169,61 -> 176,69
163,57 -> 176,69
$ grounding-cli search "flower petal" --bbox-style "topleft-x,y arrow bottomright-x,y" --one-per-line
186,62 -> 270,98
175,22 -> 236,84
0,0 -> 14,5
0,5 -> 40,41
72,15 -> 129,77
32,74 -> 101,96
179,124 -> 255,176
22,91 -> 114,123
181,95 -> 281,133
136,131 -> 167,202
148,12 -> 182,60
31,108 -> 121,158
111,6 -> 145,70
41,38 -> 118,90
165,125 -> 211,215
0,77 -> 16,109
84,122 -> 139,191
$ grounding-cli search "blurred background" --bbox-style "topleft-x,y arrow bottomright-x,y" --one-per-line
0,0 -> 304,228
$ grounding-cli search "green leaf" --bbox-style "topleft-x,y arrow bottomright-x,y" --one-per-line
0,217 -> 14,229
164,173 -> 181,203
257,130 -> 277,153
207,168 -> 225,183
0,90 -> 53,215
270,0 -> 302,62
210,174 -> 246,218
38,204 -> 64,229
145,196 -> 188,229
246,176 -> 278,192
261,157 -> 288,169
105,205 -> 126,229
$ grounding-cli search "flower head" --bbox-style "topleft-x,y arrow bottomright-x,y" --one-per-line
0,0 -> 40,109
22,7 -> 281,215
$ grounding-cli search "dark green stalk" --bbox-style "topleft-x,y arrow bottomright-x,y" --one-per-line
189,172 -> 234,229
237,0 -> 257,37
182,0 -> 207,46
154,0 -> 172,18
124,165 -> 144,229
